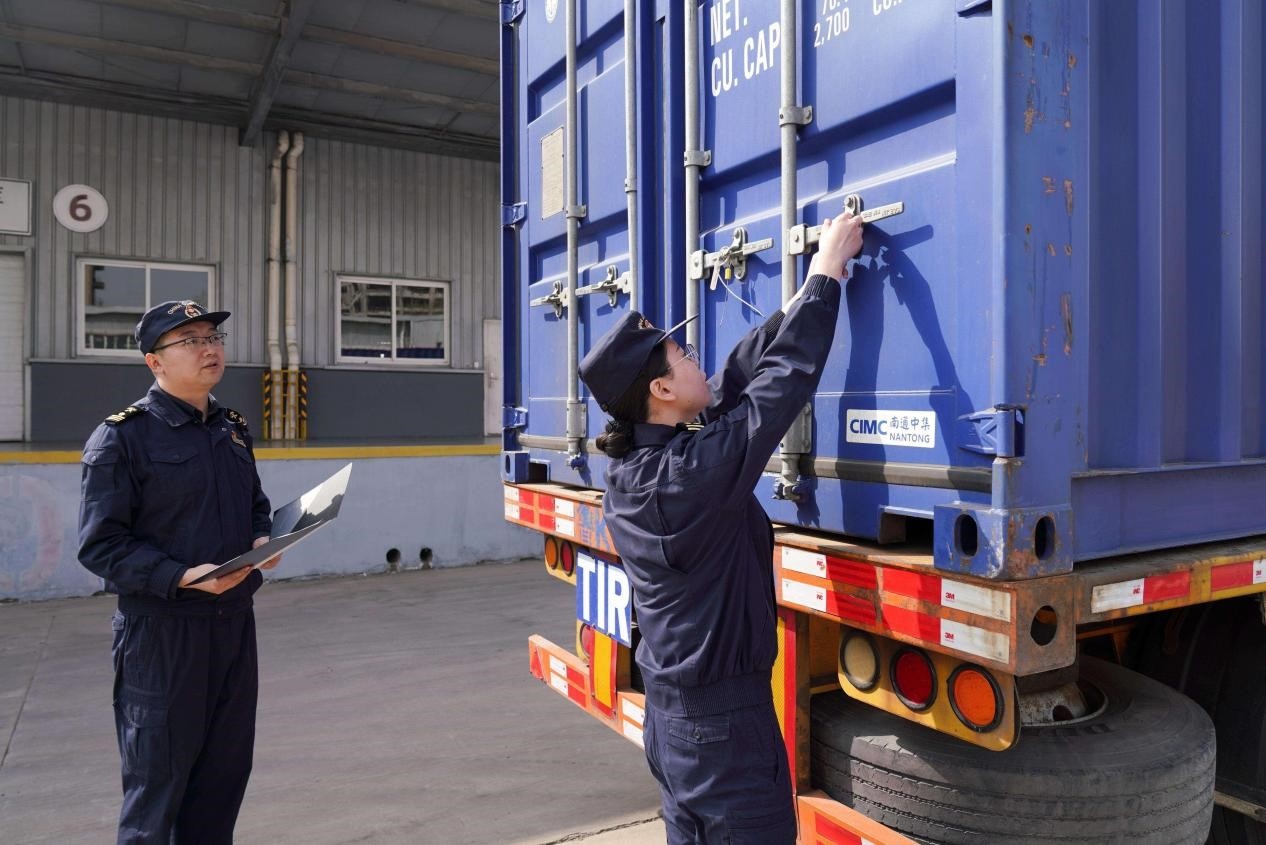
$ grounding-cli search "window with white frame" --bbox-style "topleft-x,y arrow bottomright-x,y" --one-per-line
338,276 -> 450,365
79,258 -> 215,355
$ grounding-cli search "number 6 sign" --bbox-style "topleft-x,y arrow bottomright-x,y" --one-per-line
53,184 -> 108,233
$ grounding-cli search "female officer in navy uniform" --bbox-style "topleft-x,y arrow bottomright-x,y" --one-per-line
79,300 -> 278,844
578,213 -> 864,843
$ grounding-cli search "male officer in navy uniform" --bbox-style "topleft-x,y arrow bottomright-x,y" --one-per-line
79,300 -> 279,844
579,213 -> 864,843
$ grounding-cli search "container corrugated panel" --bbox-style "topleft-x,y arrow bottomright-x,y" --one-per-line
500,0 -> 1265,580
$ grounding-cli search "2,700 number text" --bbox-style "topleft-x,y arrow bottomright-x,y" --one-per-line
814,0 -> 850,47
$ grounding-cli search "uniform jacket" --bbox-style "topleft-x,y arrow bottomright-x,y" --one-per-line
79,384 -> 272,610
602,274 -> 842,710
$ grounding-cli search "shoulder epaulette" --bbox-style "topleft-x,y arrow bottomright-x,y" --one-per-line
105,406 -> 144,425
225,408 -> 249,429
675,422 -> 704,433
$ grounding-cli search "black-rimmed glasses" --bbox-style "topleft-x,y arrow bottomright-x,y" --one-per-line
151,332 -> 228,352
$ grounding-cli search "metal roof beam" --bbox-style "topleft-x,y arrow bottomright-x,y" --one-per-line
97,0 -> 278,32
304,25 -> 496,76
0,22 -> 259,74
397,0 -> 499,21
287,70 -> 497,117
241,0 -> 316,147
99,1 -> 494,77
0,68 -> 499,160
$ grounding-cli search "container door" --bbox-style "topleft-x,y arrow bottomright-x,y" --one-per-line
695,0 -> 991,541
508,0 -> 663,484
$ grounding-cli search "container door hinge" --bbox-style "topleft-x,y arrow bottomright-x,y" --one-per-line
690,227 -> 775,284
500,0 -> 525,24
501,202 -> 526,227
529,280 -> 570,318
503,406 -> 529,430
960,406 -> 1025,458
577,264 -> 633,307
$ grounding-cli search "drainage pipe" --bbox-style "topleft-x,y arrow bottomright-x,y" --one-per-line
267,130 -> 289,441
283,131 -> 305,440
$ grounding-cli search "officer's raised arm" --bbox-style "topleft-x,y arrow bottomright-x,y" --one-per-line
687,213 -> 863,504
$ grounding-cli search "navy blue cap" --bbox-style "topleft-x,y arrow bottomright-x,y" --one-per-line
578,312 -> 698,412
136,300 -> 230,353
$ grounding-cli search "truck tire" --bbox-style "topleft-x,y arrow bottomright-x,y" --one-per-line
1133,597 -> 1266,845
810,657 -> 1215,844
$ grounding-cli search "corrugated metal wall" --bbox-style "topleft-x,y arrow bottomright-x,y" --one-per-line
0,94 -> 499,372
298,139 -> 499,369
0,96 -> 269,363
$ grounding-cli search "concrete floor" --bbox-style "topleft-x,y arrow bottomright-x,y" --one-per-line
0,562 -> 668,844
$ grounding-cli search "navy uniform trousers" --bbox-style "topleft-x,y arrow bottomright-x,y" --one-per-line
642,677 -> 797,844
111,600 -> 257,845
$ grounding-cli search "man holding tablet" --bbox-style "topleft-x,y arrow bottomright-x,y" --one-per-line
79,299 -> 275,844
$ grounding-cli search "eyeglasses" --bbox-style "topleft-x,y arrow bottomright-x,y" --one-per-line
666,343 -> 699,371
151,332 -> 228,352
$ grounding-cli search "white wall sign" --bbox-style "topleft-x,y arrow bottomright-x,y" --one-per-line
53,184 -> 109,233
0,178 -> 32,236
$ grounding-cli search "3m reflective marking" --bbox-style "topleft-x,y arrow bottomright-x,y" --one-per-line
782,547 -> 827,577
556,499 -> 576,517
940,619 -> 1009,663
623,699 -> 645,726
1092,573 -> 1191,613
782,578 -> 827,611
539,495 -> 555,512
556,518 -> 575,537
622,722 -> 645,745
549,673 -> 569,695
942,580 -> 1012,622
1211,560 -> 1266,592
549,656 -> 568,677
505,486 -> 520,502
1092,579 -> 1145,613
505,503 -> 521,520
885,570 -> 1012,622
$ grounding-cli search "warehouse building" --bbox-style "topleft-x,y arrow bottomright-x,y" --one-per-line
0,0 -> 532,599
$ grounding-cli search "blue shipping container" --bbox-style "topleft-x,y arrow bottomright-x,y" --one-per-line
500,0 -> 1266,580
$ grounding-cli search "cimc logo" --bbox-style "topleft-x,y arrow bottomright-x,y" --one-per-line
849,417 -> 888,436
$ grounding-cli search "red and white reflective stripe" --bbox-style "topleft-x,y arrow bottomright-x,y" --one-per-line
1211,559 -> 1266,593
504,486 -> 522,520
780,579 -> 877,626
813,812 -> 877,845
780,547 -> 878,589
1091,572 -> 1191,613
882,605 -> 1009,663
620,697 -> 645,747
547,654 -> 587,707
883,569 -> 1012,622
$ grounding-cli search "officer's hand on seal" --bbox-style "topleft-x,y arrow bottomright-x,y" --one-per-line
179,564 -> 254,595
807,211 -> 865,282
